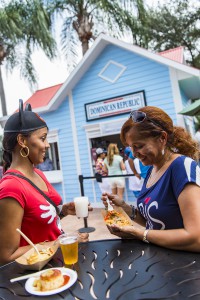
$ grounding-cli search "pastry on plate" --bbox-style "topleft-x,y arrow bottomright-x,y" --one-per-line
33,269 -> 64,291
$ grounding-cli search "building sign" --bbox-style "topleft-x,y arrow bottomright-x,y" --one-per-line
85,91 -> 146,121
100,119 -> 125,135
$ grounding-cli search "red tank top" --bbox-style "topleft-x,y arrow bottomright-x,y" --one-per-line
0,168 -> 62,246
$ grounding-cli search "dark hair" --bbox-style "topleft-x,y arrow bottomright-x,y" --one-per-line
96,153 -> 102,158
2,100 -> 48,172
121,106 -> 199,161
2,132 -> 30,172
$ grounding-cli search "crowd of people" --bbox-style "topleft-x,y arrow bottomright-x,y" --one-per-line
1,100 -> 200,267
95,143 -> 148,199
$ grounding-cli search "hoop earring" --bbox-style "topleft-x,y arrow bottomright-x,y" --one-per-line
20,146 -> 29,158
161,148 -> 165,156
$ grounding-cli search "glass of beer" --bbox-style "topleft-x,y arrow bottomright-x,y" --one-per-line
58,232 -> 78,267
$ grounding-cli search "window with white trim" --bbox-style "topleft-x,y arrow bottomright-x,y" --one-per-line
37,130 -> 60,172
47,130 -> 60,170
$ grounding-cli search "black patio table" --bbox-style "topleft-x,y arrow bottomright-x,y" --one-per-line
1,239 -> 200,300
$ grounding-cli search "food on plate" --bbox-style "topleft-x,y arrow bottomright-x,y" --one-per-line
33,269 -> 69,291
104,210 -> 131,226
27,247 -> 54,265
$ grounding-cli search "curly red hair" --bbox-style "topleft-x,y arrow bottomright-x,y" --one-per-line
120,106 -> 199,161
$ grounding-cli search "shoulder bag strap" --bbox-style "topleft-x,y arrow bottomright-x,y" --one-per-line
5,172 -> 60,215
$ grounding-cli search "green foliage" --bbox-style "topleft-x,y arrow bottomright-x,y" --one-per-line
144,0 -> 200,67
0,0 -> 56,89
123,0 -> 152,48
44,0 -> 143,69
1,0 -> 200,109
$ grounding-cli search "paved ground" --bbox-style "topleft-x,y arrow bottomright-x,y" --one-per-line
61,207 -> 119,241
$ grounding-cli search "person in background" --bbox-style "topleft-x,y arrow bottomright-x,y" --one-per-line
102,106 -> 200,252
128,150 -> 150,197
36,156 -> 54,171
95,148 -> 111,194
103,143 -> 126,199
0,100 -> 90,266
124,147 -> 144,198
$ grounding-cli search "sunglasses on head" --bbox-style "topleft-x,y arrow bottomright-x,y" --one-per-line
130,110 -> 165,131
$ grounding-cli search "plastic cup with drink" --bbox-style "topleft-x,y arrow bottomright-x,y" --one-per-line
74,196 -> 89,218
58,232 -> 78,267
74,196 -> 95,233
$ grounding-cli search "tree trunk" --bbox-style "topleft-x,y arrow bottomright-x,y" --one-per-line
0,66 -> 7,116
82,40 -> 89,56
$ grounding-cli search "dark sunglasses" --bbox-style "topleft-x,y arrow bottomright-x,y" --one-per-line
130,110 -> 165,130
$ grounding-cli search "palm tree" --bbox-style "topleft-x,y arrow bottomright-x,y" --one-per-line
46,0 -> 144,70
0,44 -> 7,116
0,0 -> 56,116
123,0 -> 152,49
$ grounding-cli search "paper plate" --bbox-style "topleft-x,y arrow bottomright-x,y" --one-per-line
25,267 -> 77,296
15,241 -> 59,271
101,206 -> 132,226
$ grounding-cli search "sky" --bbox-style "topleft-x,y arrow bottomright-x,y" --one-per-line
1,0 -> 162,116
2,49 -> 70,115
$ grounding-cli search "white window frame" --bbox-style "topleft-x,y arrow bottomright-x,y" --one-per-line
98,60 -> 127,83
43,130 -> 63,183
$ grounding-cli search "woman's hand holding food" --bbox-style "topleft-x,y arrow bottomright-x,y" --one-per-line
107,225 -> 135,239
101,193 -> 124,208
101,193 -> 133,217
108,221 -> 145,240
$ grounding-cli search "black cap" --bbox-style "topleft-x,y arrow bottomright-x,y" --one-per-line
4,99 -> 47,133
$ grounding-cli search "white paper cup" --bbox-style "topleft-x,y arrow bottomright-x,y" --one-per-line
74,196 -> 89,218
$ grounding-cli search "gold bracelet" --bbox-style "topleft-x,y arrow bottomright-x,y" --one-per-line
143,229 -> 150,243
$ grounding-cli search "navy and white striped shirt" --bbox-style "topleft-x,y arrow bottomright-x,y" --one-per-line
137,156 -> 200,230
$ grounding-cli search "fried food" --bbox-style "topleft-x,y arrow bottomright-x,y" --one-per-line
104,210 -> 131,226
27,247 -> 54,265
33,269 -> 64,291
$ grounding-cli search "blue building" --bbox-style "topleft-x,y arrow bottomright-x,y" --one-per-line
1,34 -> 200,206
